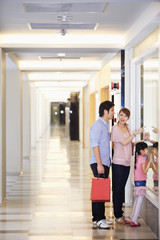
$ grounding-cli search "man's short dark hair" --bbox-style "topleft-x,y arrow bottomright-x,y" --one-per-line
99,101 -> 114,117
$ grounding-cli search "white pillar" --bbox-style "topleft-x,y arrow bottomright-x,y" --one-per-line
46,99 -> 50,129
79,89 -> 83,143
30,83 -> 36,148
83,85 -> 89,148
23,77 -> 30,158
6,68 -> 22,175
36,89 -> 40,141
0,48 -> 6,206
42,95 -> 46,134
125,48 -> 134,205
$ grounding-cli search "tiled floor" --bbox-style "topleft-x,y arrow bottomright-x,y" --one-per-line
1,125 -> 158,240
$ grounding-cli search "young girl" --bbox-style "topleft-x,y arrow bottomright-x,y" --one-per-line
126,142 -> 152,227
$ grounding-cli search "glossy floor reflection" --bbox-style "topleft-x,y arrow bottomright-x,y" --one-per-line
1,125 -> 158,240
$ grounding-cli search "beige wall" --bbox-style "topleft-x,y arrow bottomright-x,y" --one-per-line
133,27 -> 159,58
89,62 -> 111,95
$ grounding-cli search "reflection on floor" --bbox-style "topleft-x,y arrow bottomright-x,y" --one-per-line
1,126 -> 158,240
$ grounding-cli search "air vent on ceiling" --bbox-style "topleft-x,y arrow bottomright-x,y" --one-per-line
23,2 -> 107,13
39,56 -> 81,60
29,23 -> 96,30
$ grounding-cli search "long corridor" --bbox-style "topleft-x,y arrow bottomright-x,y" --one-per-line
0,126 -> 157,240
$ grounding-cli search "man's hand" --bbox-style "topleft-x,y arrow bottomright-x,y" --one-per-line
93,147 -> 104,175
97,164 -> 104,174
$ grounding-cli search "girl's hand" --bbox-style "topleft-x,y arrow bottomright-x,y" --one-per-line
148,154 -> 153,163
143,132 -> 150,141
133,140 -> 144,145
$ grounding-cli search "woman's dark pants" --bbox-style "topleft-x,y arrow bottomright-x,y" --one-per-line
112,163 -> 130,219
90,163 -> 110,222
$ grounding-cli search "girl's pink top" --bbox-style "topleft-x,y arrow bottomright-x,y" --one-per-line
153,157 -> 158,180
134,155 -> 147,181
111,124 -> 132,167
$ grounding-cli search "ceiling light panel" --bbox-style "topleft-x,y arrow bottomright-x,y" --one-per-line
34,81 -> 87,87
19,60 -> 101,70
23,3 -> 107,13
30,23 -> 96,30
29,73 -> 90,81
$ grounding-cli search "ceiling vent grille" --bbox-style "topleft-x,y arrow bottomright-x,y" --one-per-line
23,3 -> 107,13
39,56 -> 81,60
29,23 -> 96,30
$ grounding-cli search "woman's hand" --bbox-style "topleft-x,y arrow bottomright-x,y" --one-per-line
135,127 -> 145,135
152,126 -> 158,134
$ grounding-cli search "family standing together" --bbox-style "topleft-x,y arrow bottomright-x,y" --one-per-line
90,100 -> 158,229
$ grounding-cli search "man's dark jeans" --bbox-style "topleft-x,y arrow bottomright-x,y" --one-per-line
112,163 -> 130,219
90,163 -> 110,222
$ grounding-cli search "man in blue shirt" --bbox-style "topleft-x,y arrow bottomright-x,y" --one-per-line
90,100 -> 114,229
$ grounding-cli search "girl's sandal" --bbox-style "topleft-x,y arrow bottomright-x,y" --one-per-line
125,220 -> 132,224
131,222 -> 141,227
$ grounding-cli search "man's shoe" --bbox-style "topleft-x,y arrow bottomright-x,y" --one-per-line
115,217 -> 125,224
102,219 -> 113,225
97,220 -> 110,229
92,221 -> 97,229
131,222 -> 141,227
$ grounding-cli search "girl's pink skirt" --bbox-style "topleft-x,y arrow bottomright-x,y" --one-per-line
134,186 -> 147,196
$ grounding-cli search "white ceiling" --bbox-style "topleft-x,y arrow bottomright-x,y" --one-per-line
1,0 -> 160,102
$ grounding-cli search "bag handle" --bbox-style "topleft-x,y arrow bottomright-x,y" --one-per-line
97,174 -> 106,179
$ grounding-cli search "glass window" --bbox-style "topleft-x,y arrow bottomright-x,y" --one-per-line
141,51 -> 159,195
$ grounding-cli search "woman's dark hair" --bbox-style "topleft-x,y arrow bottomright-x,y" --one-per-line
152,142 -> 158,149
99,101 -> 114,117
134,142 -> 148,169
119,108 -> 130,119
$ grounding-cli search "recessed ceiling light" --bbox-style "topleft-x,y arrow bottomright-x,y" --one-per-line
57,53 -> 66,57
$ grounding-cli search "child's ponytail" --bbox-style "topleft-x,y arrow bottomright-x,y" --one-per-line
134,142 -> 148,169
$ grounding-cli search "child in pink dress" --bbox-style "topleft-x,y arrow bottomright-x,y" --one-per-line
126,142 -> 152,227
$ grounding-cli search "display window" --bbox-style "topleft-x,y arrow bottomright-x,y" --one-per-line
131,46 -> 159,197
141,51 -> 159,194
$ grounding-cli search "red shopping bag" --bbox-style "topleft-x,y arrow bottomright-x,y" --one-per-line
91,178 -> 110,202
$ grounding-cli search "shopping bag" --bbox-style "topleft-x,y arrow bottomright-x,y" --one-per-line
91,177 -> 110,202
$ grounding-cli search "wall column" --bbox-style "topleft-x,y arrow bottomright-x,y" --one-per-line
0,48 -> 6,206
30,83 -> 36,148
83,85 -> 89,148
23,77 -> 30,158
6,68 -> 23,175
125,48 -> 134,205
